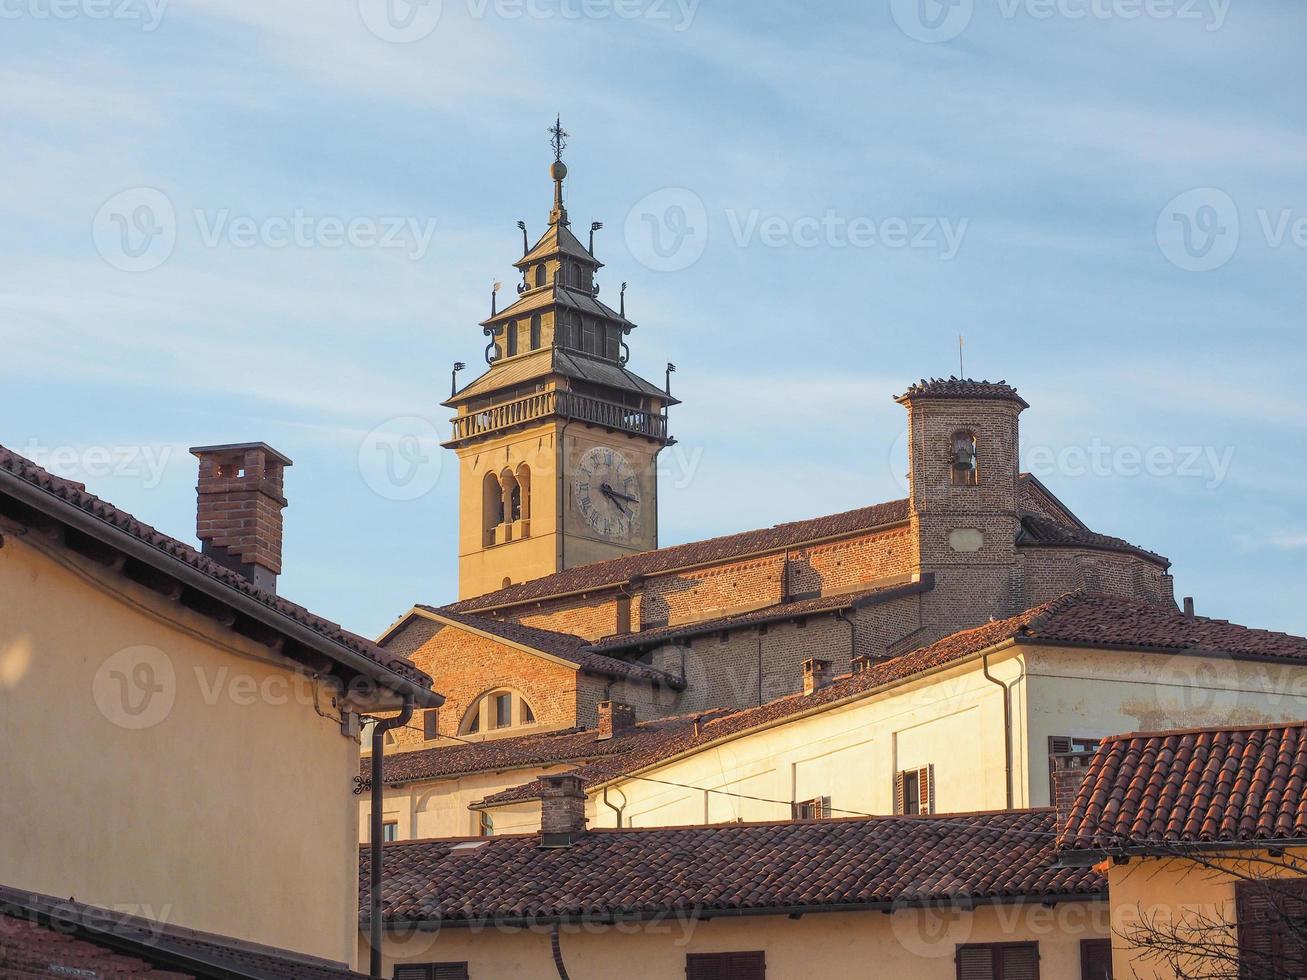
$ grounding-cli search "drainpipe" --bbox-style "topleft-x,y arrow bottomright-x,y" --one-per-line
369,696 -> 414,979
981,655 -> 1014,810
834,610 -> 857,664
602,785 -> 626,828
550,924 -> 572,980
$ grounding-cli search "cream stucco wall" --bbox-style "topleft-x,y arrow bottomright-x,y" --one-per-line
585,654 -> 1017,828
360,764 -> 578,841
364,901 -> 1109,979
1021,644 -> 1307,806
0,534 -> 362,967
468,643 -> 1307,833
1105,849 -> 1307,980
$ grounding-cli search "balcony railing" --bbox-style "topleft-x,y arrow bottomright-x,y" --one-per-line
447,389 -> 669,444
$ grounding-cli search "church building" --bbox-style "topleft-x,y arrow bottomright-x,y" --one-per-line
374,127 -> 1176,757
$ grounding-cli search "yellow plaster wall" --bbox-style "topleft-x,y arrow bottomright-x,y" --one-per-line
0,535 -> 360,966
1106,850 -> 1307,980
364,901 -> 1109,979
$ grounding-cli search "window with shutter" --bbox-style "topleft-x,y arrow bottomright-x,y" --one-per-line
423,708 -> 439,740
393,964 -> 469,980
955,943 -> 1039,980
896,767 -> 935,815
686,951 -> 765,979
1079,939 -> 1112,980
791,796 -> 832,820
1236,877 -> 1307,978
1048,736 -> 1101,798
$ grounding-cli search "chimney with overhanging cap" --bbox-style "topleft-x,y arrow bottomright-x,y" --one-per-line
189,442 -> 292,593
803,658 -> 833,695
539,773 -> 586,847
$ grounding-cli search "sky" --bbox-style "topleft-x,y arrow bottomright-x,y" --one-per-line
0,0 -> 1304,639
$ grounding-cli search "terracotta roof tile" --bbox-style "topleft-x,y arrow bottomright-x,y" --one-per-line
1058,722 -> 1307,853
361,810 -> 1102,926
416,608 -> 685,687
587,580 -> 931,653
369,711 -> 730,786
895,377 -> 1029,407
0,886 -> 367,980
478,594 -> 1307,808
443,498 -> 912,613
0,444 -> 433,695
1018,513 -> 1169,568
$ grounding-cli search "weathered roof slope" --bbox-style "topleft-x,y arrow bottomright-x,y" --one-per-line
362,809 -> 1101,926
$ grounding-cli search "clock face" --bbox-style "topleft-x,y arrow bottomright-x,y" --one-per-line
572,446 -> 641,540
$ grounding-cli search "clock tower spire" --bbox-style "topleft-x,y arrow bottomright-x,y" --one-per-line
444,123 -> 678,600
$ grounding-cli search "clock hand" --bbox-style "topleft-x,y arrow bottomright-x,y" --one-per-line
599,485 -> 629,515
600,483 -> 640,503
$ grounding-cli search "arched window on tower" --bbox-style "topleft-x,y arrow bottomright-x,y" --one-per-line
951,431 -> 979,486
459,688 -> 539,736
482,472 -> 504,545
530,314 -> 542,350
535,264 -> 546,288
515,463 -> 532,525
500,469 -> 521,525
505,320 -> 518,357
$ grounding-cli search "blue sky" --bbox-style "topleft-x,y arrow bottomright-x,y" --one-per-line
1,0 -> 1304,638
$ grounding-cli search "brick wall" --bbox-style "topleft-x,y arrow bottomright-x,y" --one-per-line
385,621 -> 581,751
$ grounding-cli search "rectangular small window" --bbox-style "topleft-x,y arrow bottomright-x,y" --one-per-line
792,796 -> 831,820
616,596 -> 632,635
956,942 -> 1039,980
895,766 -> 934,816
477,811 -> 494,838
393,964 -> 470,980
1236,878 -> 1307,976
1079,939 -> 1111,980
1048,736 -> 1101,799
505,320 -> 518,357
423,709 -> 439,741
520,700 -> 535,725
581,317 -> 597,354
530,314 -> 542,350
687,951 -> 765,980
494,693 -> 512,729
382,821 -> 398,842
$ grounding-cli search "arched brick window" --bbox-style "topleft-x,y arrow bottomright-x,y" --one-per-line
459,689 -> 538,735
951,430 -> 979,486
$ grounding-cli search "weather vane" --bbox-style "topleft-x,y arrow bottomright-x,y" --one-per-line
549,115 -> 568,162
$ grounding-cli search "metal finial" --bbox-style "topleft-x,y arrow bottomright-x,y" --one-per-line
549,115 -> 568,162
620,281 -> 627,317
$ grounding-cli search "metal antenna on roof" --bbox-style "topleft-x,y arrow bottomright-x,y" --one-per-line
620,281 -> 627,318
958,335 -> 965,378
517,220 -> 528,257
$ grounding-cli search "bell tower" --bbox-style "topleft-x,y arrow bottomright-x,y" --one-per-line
444,121 -> 678,600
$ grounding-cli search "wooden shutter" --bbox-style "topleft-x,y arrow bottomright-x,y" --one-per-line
919,765 -> 936,815
894,771 -> 905,815
1049,736 -> 1073,755
393,965 -> 469,980
956,946 -> 995,980
1000,944 -> 1039,980
1079,939 -> 1111,980
1236,878 -> 1307,978
423,708 -> 439,740
686,951 -> 765,979
956,944 -> 1038,980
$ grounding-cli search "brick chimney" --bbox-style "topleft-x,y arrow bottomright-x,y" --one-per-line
803,658 -> 833,695
539,773 -> 586,847
189,443 -> 293,593
1050,753 -> 1094,832
596,700 -> 636,741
